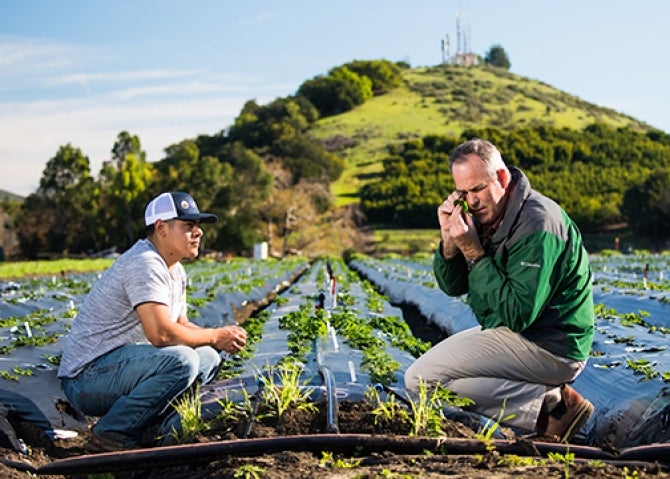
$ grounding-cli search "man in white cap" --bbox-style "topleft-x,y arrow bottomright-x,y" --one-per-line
58,192 -> 247,452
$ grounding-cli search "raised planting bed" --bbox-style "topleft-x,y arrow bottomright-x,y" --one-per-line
350,253 -> 670,450
1,255 -> 669,478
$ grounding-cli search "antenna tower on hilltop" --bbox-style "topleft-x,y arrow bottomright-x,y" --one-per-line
456,11 -> 463,55
443,7 -> 479,67
441,35 -> 450,63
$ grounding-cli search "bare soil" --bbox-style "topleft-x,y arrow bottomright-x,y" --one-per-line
2,400 -> 668,479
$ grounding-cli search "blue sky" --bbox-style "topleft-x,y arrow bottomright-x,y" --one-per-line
2,0 -> 669,196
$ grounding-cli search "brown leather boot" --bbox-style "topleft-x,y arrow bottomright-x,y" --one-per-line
537,385 -> 593,443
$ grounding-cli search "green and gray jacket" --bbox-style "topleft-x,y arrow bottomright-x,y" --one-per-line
434,167 -> 594,361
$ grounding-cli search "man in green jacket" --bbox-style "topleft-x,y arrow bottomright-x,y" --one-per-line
405,138 -> 595,443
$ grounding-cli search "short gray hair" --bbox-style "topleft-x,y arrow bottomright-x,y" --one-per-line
449,138 -> 507,178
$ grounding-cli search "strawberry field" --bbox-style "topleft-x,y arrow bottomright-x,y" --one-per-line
1,252 -> 670,477
350,252 -> 670,448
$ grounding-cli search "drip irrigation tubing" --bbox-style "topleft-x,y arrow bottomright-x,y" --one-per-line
0,457 -> 37,474
318,364 -> 339,433
35,433 -> 670,476
240,379 -> 265,439
314,331 -> 340,434
617,443 -> 670,462
376,383 -> 410,405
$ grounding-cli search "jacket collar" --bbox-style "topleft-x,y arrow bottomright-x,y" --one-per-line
489,166 -> 531,242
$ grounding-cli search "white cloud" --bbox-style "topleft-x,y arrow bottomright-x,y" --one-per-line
0,86 -> 285,196
0,35 -> 95,87
44,69 -> 202,89
112,80 -> 269,101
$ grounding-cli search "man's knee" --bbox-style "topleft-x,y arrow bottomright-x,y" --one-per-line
160,346 -> 202,385
404,363 -> 424,392
405,357 -> 457,393
195,346 -> 222,383
196,346 -> 220,366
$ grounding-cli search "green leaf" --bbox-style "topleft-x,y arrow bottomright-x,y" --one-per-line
453,198 -> 469,213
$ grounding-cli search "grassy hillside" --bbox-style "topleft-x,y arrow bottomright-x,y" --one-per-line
311,64 -> 650,206
0,189 -> 24,203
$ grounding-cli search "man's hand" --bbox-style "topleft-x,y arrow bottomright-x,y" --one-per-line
213,325 -> 247,354
437,192 -> 464,258
447,204 -> 484,262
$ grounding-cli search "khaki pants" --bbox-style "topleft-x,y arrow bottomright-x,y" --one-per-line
404,326 -> 586,432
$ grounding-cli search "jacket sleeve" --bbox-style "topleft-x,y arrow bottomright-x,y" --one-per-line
433,244 -> 469,296
467,231 -> 563,332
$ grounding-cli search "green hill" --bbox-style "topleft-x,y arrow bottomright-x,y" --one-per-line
310,64 -> 651,206
6,62 -> 665,259
0,189 -> 24,203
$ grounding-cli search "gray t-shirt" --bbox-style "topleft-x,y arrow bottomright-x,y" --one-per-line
58,239 -> 187,378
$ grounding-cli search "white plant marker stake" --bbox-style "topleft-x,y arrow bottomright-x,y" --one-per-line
348,360 -> 357,383
330,325 -> 339,351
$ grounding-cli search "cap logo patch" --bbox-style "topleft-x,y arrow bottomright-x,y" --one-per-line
181,200 -> 190,210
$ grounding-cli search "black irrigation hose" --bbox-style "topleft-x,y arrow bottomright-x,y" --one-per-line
314,332 -> 339,433
375,382 -> 411,405
319,364 -> 339,433
37,433 -> 670,476
240,379 -> 265,439
0,457 -> 36,474
617,443 -> 670,462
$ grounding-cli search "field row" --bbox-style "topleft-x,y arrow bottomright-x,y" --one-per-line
1,253 -> 670,450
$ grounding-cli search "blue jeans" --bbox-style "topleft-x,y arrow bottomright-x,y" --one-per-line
61,343 -> 221,446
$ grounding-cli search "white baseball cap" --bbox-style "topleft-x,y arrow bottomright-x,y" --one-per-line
144,192 -> 217,227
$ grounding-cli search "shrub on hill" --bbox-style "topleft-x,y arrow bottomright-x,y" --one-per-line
297,60 -> 403,117
360,124 -> 670,237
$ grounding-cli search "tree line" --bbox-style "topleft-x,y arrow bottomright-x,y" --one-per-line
360,123 -> 670,243
7,60 -> 405,259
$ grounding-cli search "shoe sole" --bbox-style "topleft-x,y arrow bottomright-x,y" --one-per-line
559,400 -> 594,443
86,433 -> 131,453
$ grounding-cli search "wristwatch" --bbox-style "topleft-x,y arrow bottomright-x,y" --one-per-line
467,255 -> 485,271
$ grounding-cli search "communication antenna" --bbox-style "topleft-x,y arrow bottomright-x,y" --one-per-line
443,2 -> 476,66
454,2 -> 476,65
458,6 -> 472,54
456,11 -> 462,55
441,34 -> 450,63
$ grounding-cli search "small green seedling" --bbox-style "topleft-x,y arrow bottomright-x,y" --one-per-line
454,198 -> 469,213
170,384 -> 209,443
233,464 -> 266,479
